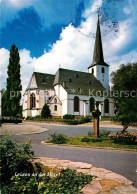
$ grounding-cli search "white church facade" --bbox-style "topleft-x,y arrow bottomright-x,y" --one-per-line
23,18 -> 114,118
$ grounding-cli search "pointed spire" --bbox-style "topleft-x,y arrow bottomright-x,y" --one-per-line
88,15 -> 109,69
92,15 -> 104,64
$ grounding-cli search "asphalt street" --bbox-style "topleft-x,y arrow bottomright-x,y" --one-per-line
10,123 -> 137,187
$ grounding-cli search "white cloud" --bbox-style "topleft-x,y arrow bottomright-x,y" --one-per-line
19,49 -> 36,91
123,7 -> 131,15
7,0 -> 33,9
0,48 -> 9,90
0,48 -> 36,92
0,0 -> 136,95
84,0 -> 102,18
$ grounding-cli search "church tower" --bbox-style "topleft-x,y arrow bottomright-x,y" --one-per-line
88,16 -> 110,91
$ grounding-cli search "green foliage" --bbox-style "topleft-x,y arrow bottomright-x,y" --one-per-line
0,135 -> 34,185
2,45 -> 22,117
111,63 -> 137,124
49,133 -> 68,144
41,104 -> 51,118
108,132 -> 137,144
1,136 -> 93,193
63,114 -> 75,119
81,137 -> 102,143
87,131 -> 93,137
81,137 -> 91,142
67,136 -> 137,150
26,116 -> 91,125
81,116 -> 91,123
2,168 -> 93,194
100,129 -> 110,137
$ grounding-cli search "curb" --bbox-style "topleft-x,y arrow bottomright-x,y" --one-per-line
41,141 -> 137,152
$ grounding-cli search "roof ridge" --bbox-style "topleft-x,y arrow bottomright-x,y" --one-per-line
58,68 -> 95,75
34,72 -> 54,76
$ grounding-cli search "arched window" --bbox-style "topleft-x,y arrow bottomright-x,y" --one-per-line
30,93 -> 36,109
90,98 -> 95,112
54,105 -> 57,111
104,99 -> 109,113
102,67 -> 105,73
74,96 -> 79,112
92,68 -> 94,74
54,98 -> 57,104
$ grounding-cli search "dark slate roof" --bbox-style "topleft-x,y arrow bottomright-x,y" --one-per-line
88,17 -> 109,69
34,72 -> 55,90
53,68 -> 106,96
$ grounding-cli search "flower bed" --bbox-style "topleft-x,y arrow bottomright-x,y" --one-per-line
108,132 -> 137,144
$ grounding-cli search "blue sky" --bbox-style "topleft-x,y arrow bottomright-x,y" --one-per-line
0,0 -> 137,91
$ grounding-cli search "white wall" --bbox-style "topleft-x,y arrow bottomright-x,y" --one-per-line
89,65 -> 110,91
67,94 -> 114,117
54,84 -> 68,116
23,89 -> 55,118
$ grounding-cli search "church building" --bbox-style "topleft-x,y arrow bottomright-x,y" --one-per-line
22,18 -> 114,118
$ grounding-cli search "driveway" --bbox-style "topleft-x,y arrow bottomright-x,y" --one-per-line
9,122 -> 137,187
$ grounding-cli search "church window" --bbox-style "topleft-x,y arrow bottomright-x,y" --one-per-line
30,93 -> 36,109
92,68 -> 94,74
104,99 -> 109,113
54,105 -> 57,111
41,78 -> 45,83
102,67 -> 105,73
54,98 -> 57,103
68,78 -> 72,82
74,96 -> 79,112
90,98 -> 95,112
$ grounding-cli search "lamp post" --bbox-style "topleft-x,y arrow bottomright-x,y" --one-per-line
92,102 -> 101,138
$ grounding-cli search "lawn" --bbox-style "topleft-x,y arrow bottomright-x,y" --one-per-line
47,132 -> 137,150
66,136 -> 137,150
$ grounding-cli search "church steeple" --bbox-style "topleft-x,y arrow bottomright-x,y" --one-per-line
88,16 -> 109,68
93,15 -> 104,64
88,16 -> 110,91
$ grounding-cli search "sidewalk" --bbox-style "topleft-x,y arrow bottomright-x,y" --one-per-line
0,123 -> 49,135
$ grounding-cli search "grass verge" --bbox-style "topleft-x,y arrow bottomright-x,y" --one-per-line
66,136 -> 137,150
47,132 -> 137,150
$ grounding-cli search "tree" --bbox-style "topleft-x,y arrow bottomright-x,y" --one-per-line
41,104 -> 51,118
1,89 -> 7,116
4,44 -> 22,117
111,63 -> 137,124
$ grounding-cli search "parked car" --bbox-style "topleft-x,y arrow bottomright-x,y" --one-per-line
0,117 -> 22,124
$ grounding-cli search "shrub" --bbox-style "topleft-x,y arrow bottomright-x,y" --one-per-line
81,116 -> 91,123
110,116 -> 121,122
81,137 -> 91,142
0,135 -> 34,185
100,129 -> 110,137
87,131 -> 93,137
2,169 -> 93,194
41,104 -> 51,118
1,135 -> 93,194
63,114 -> 75,119
108,132 -> 137,144
49,133 -> 68,144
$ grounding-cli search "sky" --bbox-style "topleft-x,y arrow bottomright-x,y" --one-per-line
0,0 -> 137,92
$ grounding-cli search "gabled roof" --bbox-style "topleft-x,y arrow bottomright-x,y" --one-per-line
88,16 -> 109,69
53,68 -> 106,96
27,72 -> 55,90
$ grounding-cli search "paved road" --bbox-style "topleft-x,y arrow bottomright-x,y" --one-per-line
10,123 -> 137,187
